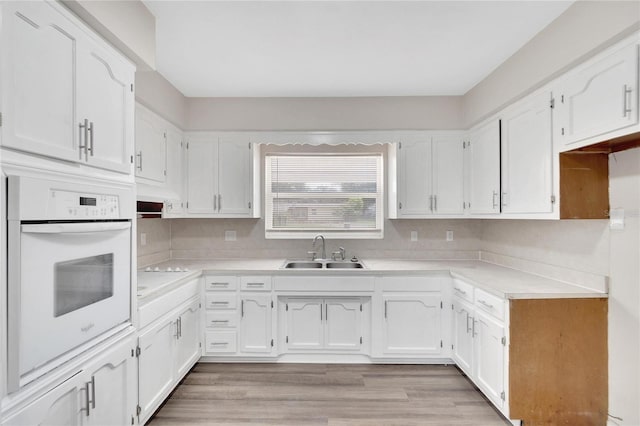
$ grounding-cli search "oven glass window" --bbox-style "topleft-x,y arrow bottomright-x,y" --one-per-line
54,254 -> 114,317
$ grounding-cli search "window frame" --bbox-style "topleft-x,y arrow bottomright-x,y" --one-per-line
264,152 -> 384,239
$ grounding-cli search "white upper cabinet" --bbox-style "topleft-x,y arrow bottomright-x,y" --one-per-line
500,90 -> 554,214
0,1 -> 135,174
135,104 -> 167,183
393,133 -> 464,218
555,40 -> 639,150
467,120 -> 501,214
1,2 -> 79,162
185,134 -> 257,217
76,40 -> 134,173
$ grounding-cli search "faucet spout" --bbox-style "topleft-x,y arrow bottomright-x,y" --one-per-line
312,234 -> 326,260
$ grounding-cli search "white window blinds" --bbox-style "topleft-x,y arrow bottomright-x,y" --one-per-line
265,154 -> 383,239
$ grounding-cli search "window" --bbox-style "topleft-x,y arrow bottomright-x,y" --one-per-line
265,153 -> 384,239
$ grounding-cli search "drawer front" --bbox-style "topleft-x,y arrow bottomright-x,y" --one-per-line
205,311 -> 238,328
474,288 -> 505,320
452,279 -> 474,303
240,276 -> 272,291
204,275 -> 238,291
205,293 -> 237,310
205,331 -> 237,353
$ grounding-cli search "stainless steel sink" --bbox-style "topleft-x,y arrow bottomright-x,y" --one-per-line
325,262 -> 364,269
283,261 -> 323,269
281,260 -> 365,269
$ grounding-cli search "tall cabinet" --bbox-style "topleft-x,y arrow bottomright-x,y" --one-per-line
467,120 -> 501,215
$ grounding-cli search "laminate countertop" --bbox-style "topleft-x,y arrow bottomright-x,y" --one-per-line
138,258 -> 608,301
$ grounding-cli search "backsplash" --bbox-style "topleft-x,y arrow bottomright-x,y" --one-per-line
137,218 -> 171,267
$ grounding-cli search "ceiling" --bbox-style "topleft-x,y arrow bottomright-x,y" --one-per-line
144,1 -> 573,98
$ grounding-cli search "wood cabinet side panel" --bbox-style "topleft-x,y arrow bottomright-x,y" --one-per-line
509,298 -> 608,425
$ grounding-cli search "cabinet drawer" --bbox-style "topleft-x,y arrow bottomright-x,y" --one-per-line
205,311 -> 237,328
205,331 -> 237,353
205,293 -> 237,310
474,288 -> 505,320
452,279 -> 474,303
240,276 -> 272,291
204,276 -> 238,291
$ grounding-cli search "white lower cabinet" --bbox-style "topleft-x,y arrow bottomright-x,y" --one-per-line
2,333 -> 137,426
138,296 -> 201,424
282,297 -> 368,353
239,294 -> 275,354
451,280 -> 508,415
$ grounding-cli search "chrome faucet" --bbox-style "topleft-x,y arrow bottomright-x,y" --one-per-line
332,247 -> 346,261
312,234 -> 326,260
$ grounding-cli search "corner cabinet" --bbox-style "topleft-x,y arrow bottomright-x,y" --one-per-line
466,120 -> 501,215
389,133 -> 465,218
373,276 -> 449,358
185,134 -> 260,218
0,1 -> 135,174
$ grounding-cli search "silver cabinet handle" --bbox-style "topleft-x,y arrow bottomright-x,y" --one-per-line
209,282 -> 229,287
325,303 -> 328,322
492,191 -> 498,209
79,119 -> 89,160
211,319 -> 229,324
454,287 -> 467,295
465,312 -> 471,333
246,283 -> 263,287
210,301 -> 229,305
384,301 -> 388,319
178,317 -> 182,339
502,191 -> 508,208
136,152 -> 143,171
478,299 -> 494,309
83,381 -> 91,416
429,195 -> 433,212
210,342 -> 228,346
320,303 -> 323,321
241,300 -> 244,318
213,193 -> 217,211
88,121 -> 94,156
472,319 -> 477,337
434,195 -> 437,212
623,84 -> 633,117
218,194 -> 222,211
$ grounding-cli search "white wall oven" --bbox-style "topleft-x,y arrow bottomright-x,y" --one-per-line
6,174 -> 134,391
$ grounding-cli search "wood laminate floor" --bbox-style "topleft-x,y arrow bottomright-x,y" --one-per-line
148,363 -> 512,426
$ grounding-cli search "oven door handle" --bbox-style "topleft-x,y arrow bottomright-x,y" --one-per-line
21,222 -> 131,234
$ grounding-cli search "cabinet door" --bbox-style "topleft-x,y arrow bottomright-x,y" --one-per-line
285,299 -> 324,350
382,294 -> 442,355
558,43 -> 639,147
138,318 -> 176,422
1,2 -> 79,161
165,126 -> 185,202
397,140 -> 432,216
432,136 -> 464,215
239,294 -> 274,354
468,120 -> 501,214
1,369 -> 85,425
186,138 -> 216,213
175,299 -> 201,379
501,91 -> 553,214
85,335 -> 137,426
217,138 -> 253,216
135,104 -> 167,182
76,39 -> 134,174
473,310 -> 506,409
452,299 -> 474,376
325,299 -> 362,351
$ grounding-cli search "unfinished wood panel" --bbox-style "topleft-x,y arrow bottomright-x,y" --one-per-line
570,131 -> 640,154
509,298 -> 607,426
560,152 -> 609,219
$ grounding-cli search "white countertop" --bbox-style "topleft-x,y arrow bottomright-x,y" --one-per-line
138,258 -> 607,300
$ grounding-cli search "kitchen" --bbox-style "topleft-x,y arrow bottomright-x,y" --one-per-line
0,1 -> 639,425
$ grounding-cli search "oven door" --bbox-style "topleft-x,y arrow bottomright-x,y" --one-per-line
10,221 -> 131,384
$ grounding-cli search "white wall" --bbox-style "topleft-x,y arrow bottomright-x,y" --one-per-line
608,148 -> 640,426
135,71 -> 188,129
186,96 -> 464,131
463,1 -> 640,126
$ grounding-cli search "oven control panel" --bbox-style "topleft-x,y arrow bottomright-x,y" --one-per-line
50,190 -> 120,219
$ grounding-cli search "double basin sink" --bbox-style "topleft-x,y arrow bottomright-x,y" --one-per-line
282,260 -> 365,269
